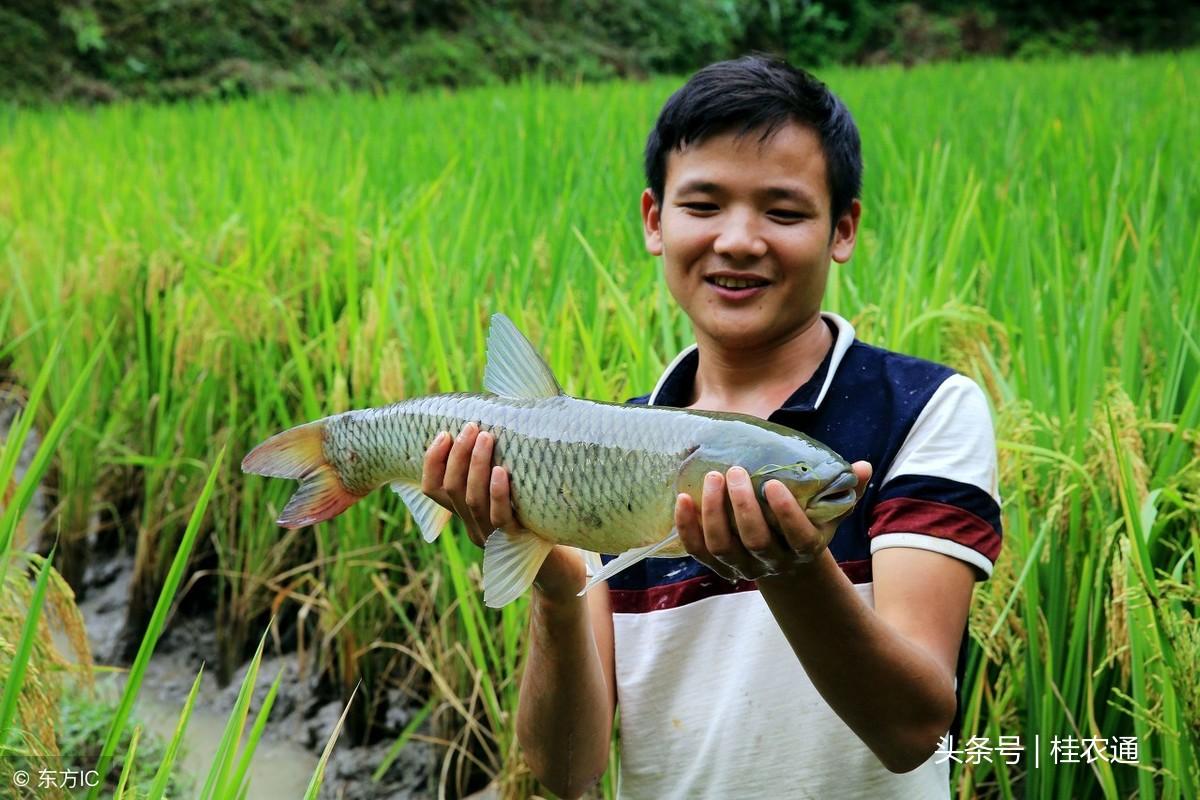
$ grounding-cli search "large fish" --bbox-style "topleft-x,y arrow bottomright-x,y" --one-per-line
242,314 -> 859,607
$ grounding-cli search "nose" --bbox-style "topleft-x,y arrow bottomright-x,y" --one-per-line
712,209 -> 768,260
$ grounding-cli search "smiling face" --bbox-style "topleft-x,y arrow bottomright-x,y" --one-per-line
641,122 -> 860,353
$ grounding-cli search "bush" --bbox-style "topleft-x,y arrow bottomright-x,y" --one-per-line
1,2 -> 1196,103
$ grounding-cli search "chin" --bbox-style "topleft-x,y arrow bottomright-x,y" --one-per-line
700,322 -> 777,349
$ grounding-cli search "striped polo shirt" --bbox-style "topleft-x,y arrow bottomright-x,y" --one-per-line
602,311 -> 1002,799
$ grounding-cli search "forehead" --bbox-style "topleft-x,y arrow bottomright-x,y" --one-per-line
664,121 -> 830,207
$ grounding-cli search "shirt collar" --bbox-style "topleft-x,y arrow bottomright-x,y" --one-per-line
647,311 -> 856,412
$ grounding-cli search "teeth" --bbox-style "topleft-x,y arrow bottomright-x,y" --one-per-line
711,277 -> 766,289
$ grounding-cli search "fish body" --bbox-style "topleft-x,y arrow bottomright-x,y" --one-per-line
243,314 -> 858,606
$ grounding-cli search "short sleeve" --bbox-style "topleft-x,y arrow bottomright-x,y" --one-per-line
869,374 -> 1003,580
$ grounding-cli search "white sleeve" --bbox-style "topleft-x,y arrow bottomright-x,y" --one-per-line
870,375 -> 1003,580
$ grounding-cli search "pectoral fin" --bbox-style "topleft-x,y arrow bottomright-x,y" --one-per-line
483,529 -> 556,608
578,531 -> 681,596
391,481 -> 452,543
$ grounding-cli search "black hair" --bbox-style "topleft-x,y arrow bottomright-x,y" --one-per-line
643,55 -> 862,225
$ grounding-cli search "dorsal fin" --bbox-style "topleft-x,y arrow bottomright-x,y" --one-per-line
483,313 -> 563,400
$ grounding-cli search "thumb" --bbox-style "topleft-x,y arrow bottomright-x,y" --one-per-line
851,460 -> 873,491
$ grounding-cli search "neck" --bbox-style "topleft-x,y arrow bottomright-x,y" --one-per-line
688,314 -> 833,418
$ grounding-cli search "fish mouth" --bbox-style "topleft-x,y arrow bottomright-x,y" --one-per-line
809,470 -> 859,510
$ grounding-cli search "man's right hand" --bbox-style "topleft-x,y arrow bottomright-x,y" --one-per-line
420,423 -> 586,602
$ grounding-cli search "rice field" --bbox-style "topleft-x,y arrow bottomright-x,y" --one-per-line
1,49 -> 1198,798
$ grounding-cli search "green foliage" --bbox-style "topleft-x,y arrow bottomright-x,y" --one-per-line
1,1 -> 1197,103
56,683 -> 192,798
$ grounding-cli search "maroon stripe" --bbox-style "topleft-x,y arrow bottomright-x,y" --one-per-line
608,558 -> 876,614
839,558 -> 873,585
869,498 -> 1001,561
608,575 -> 757,613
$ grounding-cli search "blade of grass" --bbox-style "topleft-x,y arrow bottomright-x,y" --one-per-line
198,625 -> 270,800
147,666 -> 205,800
303,683 -> 359,800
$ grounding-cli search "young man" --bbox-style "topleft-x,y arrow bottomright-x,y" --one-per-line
422,56 -> 1002,799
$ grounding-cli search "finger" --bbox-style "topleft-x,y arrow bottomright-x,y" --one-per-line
420,432 -> 452,506
444,423 -> 487,536
700,471 -> 747,577
464,430 -> 496,524
443,423 -> 479,498
764,479 -> 820,555
852,460 -> 873,494
725,466 -> 778,558
678,491 -> 738,581
674,493 -> 703,554
489,466 -> 516,530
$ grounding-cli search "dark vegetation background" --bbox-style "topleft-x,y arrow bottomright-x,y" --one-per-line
2,0 -> 1197,103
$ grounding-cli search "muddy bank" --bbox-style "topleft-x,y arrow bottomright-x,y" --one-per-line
78,545 -> 438,799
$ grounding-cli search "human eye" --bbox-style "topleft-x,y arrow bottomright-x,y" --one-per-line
678,201 -> 719,213
767,208 -> 806,222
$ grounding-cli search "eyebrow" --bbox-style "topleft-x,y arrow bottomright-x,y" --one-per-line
674,180 -> 817,206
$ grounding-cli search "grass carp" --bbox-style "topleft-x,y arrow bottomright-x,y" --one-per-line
242,314 -> 859,607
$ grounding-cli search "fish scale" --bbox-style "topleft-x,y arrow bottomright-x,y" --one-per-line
326,393 -> 700,554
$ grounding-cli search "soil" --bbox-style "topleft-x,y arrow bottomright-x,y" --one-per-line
76,534 -> 439,799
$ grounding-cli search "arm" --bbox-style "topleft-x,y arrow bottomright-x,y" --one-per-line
517,570 -> 617,798
675,465 -> 974,773
422,425 -> 617,798
758,547 -> 972,772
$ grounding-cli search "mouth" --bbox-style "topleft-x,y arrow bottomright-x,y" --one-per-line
809,470 -> 859,510
705,272 -> 771,300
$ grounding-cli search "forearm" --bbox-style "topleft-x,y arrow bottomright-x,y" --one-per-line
516,588 -> 613,798
757,550 -> 957,773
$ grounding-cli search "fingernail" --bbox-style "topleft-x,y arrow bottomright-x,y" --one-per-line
727,467 -> 747,485
705,471 -> 721,485
435,432 -> 448,445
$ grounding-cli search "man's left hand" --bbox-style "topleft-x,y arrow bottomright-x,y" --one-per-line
674,461 -> 872,581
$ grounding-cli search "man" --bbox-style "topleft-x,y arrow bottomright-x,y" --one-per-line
422,55 -> 1001,799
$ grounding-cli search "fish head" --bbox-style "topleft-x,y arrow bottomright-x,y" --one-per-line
679,420 -> 859,540
746,450 -> 859,527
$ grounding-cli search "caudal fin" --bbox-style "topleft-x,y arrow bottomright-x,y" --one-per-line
242,420 -> 364,528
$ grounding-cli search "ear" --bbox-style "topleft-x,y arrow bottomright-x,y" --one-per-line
641,188 -> 663,256
830,199 -> 862,264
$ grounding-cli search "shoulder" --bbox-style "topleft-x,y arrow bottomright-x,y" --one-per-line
816,338 -> 968,446
839,339 -> 959,397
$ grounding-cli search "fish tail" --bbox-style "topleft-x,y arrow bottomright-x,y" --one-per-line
241,420 -> 365,528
